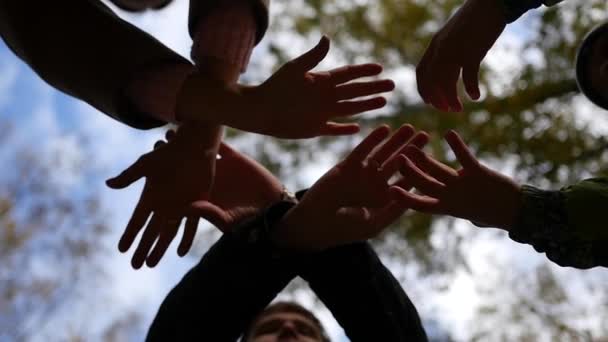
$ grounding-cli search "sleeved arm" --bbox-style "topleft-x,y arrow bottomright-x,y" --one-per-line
0,0 -> 192,129
508,178 -> 608,269
299,242 -> 428,342
146,222 -> 298,341
499,0 -> 564,23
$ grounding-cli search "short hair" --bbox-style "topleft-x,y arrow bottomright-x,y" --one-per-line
108,0 -> 174,12
242,301 -> 331,342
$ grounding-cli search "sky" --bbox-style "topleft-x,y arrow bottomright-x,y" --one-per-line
2,0 -> 608,341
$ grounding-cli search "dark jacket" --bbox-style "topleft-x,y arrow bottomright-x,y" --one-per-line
0,0 -> 270,129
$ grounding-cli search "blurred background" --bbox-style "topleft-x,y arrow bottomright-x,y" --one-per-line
1,0 -> 608,341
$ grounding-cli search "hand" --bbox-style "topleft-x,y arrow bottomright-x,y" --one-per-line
247,36 -> 395,138
186,142 -> 285,232
392,130 -> 522,230
273,124 -> 429,250
416,0 -> 507,112
106,127 -> 218,269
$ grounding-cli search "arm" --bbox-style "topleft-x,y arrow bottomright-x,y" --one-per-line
416,0 -> 564,112
0,0 -> 191,129
394,130 -> 608,269
508,178 -> 608,268
299,242 -> 428,342
145,218 -> 298,342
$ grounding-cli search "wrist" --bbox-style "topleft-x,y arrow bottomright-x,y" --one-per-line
495,182 -> 524,231
175,71 -> 246,126
175,121 -> 223,155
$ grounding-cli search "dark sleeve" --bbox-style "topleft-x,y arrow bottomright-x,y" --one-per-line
499,0 -> 564,23
508,178 -> 608,269
188,0 -> 270,44
299,242 -> 428,342
0,0 -> 192,129
146,225 -> 298,341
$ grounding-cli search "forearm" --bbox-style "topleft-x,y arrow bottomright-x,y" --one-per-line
175,76 -> 273,135
146,228 -> 298,341
299,243 -> 428,342
0,0 -> 190,129
508,178 -> 608,268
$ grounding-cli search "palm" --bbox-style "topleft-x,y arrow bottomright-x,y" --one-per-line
253,36 -> 394,138
272,125 -> 430,250
189,143 -> 284,230
106,132 -> 215,269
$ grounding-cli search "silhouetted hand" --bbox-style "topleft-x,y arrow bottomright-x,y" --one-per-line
273,124 -> 429,250
245,36 -> 395,138
392,130 -> 522,230
416,0 -> 507,112
107,130 -> 284,269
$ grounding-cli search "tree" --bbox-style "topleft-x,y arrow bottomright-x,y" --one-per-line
0,122 -> 141,341
232,0 -> 608,339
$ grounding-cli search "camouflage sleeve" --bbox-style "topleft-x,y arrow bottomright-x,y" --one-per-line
508,178 -> 608,269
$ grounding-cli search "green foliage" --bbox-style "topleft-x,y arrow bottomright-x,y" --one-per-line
255,0 -> 608,339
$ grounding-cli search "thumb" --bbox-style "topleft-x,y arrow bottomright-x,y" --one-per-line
444,130 -> 479,170
106,158 -> 146,189
188,201 -> 230,231
291,36 -> 330,72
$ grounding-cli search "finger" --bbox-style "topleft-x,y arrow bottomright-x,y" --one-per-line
106,157 -> 146,189
131,214 -> 163,269
218,142 -> 237,159
333,97 -> 387,117
443,69 -> 463,112
153,140 -> 166,150
178,216 -> 199,256
165,129 -> 176,141
444,130 -> 479,170
416,41 -> 434,104
370,200 -> 410,232
319,122 -> 360,136
347,125 -> 391,163
369,124 -> 415,165
118,200 -> 151,252
334,79 -> 395,101
379,154 -> 406,181
433,89 -> 451,112
400,156 -> 445,196
405,146 -> 458,184
188,201 -> 230,231
462,63 -> 481,100
327,63 -> 384,85
146,218 -> 182,267
408,131 -> 430,148
389,186 -> 440,213
291,36 -> 330,72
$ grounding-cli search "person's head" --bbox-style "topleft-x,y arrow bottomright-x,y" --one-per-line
243,302 -> 330,342
576,22 -> 608,110
108,0 -> 174,12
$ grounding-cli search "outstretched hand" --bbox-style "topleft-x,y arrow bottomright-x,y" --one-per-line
392,130 -> 522,230
106,128 -> 216,269
416,0 -> 507,112
273,124 -> 429,250
248,36 -> 395,138
107,131 -> 284,269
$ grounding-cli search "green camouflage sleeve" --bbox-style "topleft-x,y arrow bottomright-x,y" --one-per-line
509,178 -> 608,269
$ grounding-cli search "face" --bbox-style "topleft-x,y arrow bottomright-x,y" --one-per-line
247,312 -> 324,342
